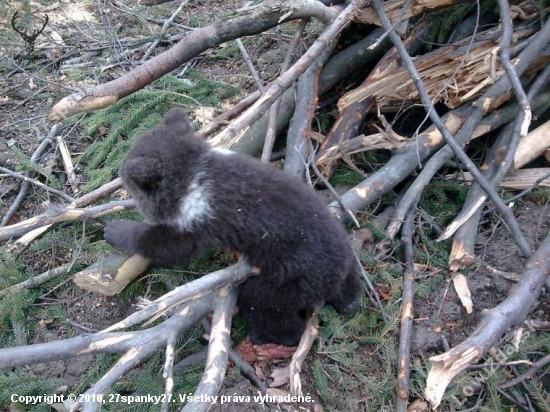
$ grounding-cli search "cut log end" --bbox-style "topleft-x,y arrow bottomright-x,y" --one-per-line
49,94 -> 118,123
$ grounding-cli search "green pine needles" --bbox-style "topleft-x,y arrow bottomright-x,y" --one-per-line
419,178 -> 468,227
428,0 -> 497,46
80,71 -> 238,193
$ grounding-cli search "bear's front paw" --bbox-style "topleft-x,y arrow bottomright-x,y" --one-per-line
104,219 -> 146,254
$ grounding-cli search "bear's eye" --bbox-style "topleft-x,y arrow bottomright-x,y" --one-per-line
133,174 -> 162,192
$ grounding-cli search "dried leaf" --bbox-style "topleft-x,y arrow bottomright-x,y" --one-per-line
254,364 -> 265,381
266,387 -> 289,401
255,343 -> 297,360
235,336 -> 258,363
269,366 -> 290,388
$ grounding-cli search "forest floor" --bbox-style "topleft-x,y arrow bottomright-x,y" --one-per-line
1,1 -> 549,411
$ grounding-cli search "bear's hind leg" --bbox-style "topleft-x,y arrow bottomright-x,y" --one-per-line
238,277 -> 307,346
246,307 -> 305,346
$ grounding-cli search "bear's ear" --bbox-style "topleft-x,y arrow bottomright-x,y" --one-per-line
122,157 -> 162,191
161,108 -> 193,137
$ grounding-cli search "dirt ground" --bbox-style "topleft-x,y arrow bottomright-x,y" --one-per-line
1,1 -> 549,411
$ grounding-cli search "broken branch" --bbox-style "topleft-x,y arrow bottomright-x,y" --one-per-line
425,231 -> 550,407
183,285 -> 238,412
0,200 -> 135,242
396,208 -> 415,411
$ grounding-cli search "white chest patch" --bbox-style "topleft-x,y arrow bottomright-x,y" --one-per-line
211,147 -> 235,156
177,173 -> 213,230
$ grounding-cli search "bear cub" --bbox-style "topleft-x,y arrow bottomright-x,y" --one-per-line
104,108 -> 362,346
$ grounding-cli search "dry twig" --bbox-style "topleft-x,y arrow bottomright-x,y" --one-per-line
0,166 -> 74,203
396,207 -> 415,411
288,303 -> 322,396
499,353 -> 550,389
1,124 -> 59,227
0,264 -> 71,299
140,0 -> 191,64
0,200 -> 135,242
261,18 -> 308,163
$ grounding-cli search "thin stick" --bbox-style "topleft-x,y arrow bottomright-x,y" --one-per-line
502,169 -> 550,204
1,124 -> 59,227
289,303 -> 322,396
396,207 -> 416,411
56,135 -> 78,194
140,0 -> 190,63
496,0 -> 531,139
227,347 -> 268,394
352,248 -> 389,323
499,353 -> 550,389
71,177 -> 123,208
0,264 -> 71,299
236,38 -> 265,92
0,166 -> 74,203
0,199 -> 136,242
261,18 -> 309,163
309,140 -> 360,228
368,0 -> 413,49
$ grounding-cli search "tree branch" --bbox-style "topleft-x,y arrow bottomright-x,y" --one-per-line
209,1 -> 360,149
425,231 -> 550,407
289,303 -> 322,396
261,18 -> 309,164
183,285 -> 238,412
0,291 -> 215,369
396,207 -> 415,411
0,166 -> 74,203
361,0 -> 550,257
102,260 -> 252,333
49,2 -> 341,122
0,200 -> 136,242
385,92 -> 550,239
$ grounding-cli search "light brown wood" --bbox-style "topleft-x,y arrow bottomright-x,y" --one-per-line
447,167 -> 550,191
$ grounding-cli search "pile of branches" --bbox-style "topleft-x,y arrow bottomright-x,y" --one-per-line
2,0 -> 550,410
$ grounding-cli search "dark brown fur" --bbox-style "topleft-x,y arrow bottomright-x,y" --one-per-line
104,108 -> 362,345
